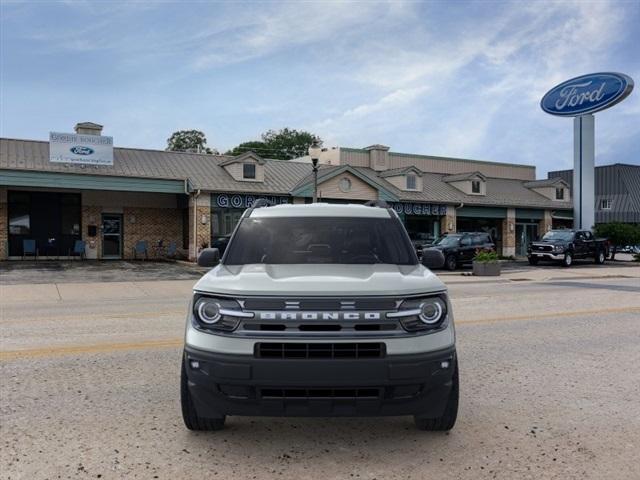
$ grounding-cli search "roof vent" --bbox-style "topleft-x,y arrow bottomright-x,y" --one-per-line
74,122 -> 103,136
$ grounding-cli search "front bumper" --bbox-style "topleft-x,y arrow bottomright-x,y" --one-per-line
528,251 -> 564,261
183,345 -> 456,418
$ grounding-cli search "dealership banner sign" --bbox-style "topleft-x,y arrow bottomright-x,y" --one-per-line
390,202 -> 447,216
49,132 -> 114,166
213,193 -> 290,209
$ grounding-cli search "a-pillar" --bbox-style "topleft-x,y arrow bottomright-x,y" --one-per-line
501,208 -> 516,257
440,205 -> 457,234
188,192 -> 211,261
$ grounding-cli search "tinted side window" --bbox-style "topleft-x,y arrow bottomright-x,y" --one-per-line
460,236 -> 472,247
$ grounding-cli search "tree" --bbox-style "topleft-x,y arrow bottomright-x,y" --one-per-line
226,128 -> 321,160
594,222 -> 640,260
166,130 -> 217,154
225,141 -> 268,157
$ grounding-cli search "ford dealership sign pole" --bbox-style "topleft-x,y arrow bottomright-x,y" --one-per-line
541,72 -> 633,230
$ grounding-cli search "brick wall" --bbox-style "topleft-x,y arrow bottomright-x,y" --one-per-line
188,193 -> 211,261
123,206 -> 183,260
81,205 -> 103,259
440,205 -> 457,234
501,208 -> 516,257
539,210 -> 553,236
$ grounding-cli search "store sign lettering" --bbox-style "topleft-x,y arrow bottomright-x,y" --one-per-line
215,194 -> 289,209
390,203 -> 447,216
540,72 -> 634,116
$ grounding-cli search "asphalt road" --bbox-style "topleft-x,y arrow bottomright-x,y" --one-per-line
1,272 -> 640,479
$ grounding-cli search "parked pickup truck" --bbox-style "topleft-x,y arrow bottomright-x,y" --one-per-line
527,230 -> 608,267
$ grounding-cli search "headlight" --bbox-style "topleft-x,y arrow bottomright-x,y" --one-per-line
554,245 -> 564,252
195,298 -> 221,324
388,295 -> 448,332
419,299 -> 444,324
192,295 -> 253,332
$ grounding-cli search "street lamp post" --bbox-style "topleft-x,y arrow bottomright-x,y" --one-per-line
308,140 -> 322,203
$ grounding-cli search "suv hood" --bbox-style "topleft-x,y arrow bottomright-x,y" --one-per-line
194,264 -> 446,297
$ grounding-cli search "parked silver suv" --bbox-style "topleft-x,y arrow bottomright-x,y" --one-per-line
181,202 -> 458,431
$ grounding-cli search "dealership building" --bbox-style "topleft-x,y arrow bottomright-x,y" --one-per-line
0,122 -> 573,261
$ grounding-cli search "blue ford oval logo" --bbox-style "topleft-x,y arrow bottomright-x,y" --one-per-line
70,146 -> 94,155
541,72 -> 633,117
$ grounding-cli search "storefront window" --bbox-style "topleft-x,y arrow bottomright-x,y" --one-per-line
9,192 -> 30,234
7,191 -> 81,257
212,208 -> 244,236
60,194 -> 81,235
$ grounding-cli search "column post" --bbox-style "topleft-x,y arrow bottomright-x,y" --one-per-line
573,114 -> 595,230
188,192 -> 211,261
440,205 -> 457,234
502,208 -> 516,257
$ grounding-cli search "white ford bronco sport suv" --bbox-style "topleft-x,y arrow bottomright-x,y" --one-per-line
181,201 -> 458,431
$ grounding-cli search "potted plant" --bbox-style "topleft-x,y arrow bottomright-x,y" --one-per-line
472,250 -> 501,276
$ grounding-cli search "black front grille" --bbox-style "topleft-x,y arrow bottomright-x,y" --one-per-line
255,342 -> 385,359
534,244 -> 553,252
242,298 -> 398,311
260,388 -> 381,399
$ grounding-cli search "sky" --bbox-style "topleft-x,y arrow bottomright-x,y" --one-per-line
1,0 -> 639,177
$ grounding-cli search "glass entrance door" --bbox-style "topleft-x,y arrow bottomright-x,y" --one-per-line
516,223 -> 539,257
102,214 -> 123,259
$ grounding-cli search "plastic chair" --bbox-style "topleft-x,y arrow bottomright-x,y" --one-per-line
133,240 -> 149,260
22,239 -> 38,260
69,240 -> 86,260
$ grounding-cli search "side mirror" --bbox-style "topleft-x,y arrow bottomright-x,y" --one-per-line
197,248 -> 220,268
421,248 -> 445,269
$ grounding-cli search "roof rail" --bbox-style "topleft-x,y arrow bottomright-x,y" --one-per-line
364,200 -> 390,208
243,198 -> 274,218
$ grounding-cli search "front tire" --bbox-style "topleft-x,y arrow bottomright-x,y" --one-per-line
561,252 -> 573,268
181,359 -> 226,431
528,256 -> 539,266
595,250 -> 606,265
414,362 -> 459,431
445,254 -> 457,271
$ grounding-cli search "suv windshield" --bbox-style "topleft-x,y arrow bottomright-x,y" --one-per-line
542,231 -> 574,241
434,235 -> 460,247
224,216 -> 417,265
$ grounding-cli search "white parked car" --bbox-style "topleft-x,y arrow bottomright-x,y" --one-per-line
181,202 -> 458,431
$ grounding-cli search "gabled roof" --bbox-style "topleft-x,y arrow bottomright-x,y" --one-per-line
523,178 -> 568,188
0,137 -> 574,210
0,137 -> 308,195
290,164 -> 399,201
378,166 -> 423,178
443,171 -> 486,182
219,151 -> 266,166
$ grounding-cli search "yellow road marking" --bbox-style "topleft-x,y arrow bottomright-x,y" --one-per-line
457,305 -> 640,325
0,339 -> 182,361
1,305 -> 639,361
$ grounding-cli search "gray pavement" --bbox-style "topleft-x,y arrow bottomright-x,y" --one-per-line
0,260 -> 207,285
1,265 -> 640,479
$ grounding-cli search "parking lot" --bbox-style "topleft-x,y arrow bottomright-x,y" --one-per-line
1,261 -> 640,479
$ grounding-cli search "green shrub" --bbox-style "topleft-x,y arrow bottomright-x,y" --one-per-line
474,250 -> 499,263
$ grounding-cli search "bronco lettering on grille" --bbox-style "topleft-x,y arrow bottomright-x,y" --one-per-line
257,312 -> 382,321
